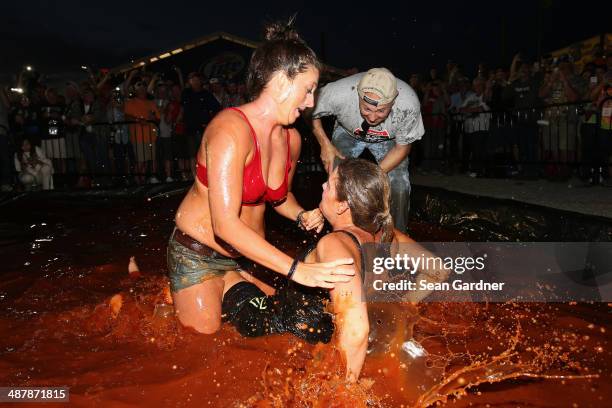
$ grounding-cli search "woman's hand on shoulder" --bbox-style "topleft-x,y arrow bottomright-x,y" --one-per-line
290,233 -> 356,288
292,257 -> 355,288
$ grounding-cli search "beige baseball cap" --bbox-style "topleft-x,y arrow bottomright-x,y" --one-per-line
357,68 -> 398,106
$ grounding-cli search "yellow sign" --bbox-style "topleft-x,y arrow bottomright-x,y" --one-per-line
550,34 -> 610,71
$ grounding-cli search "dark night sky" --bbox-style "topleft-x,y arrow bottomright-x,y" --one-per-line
1,0 -> 609,80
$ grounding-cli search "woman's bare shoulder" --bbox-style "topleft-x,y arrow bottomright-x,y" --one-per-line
286,126 -> 301,138
315,232 -> 356,262
392,228 -> 416,243
201,110 -> 254,164
206,109 -> 250,140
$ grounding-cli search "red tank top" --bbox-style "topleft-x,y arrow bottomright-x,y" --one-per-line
196,107 -> 292,206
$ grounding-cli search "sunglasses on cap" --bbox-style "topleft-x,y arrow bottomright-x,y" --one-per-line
354,120 -> 371,137
362,94 -> 380,107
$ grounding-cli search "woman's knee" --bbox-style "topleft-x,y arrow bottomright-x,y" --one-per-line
171,282 -> 224,334
176,311 -> 221,334
174,298 -> 222,334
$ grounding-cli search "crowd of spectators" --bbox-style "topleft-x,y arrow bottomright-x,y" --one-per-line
0,49 -> 611,192
0,66 -> 247,191
409,51 -> 612,183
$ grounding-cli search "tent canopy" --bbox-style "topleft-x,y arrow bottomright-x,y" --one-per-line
113,31 -> 346,82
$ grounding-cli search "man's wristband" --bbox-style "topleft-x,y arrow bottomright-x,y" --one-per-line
287,257 -> 299,281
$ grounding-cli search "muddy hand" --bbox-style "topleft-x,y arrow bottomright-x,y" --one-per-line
320,143 -> 345,174
292,258 -> 355,289
299,208 -> 325,233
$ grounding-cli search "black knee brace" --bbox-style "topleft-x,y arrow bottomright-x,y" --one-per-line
221,282 -> 334,344
277,284 -> 334,344
221,282 -> 284,337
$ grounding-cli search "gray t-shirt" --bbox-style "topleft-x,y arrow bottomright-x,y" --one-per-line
312,73 -> 424,145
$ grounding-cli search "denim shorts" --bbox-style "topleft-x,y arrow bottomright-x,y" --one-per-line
167,229 -> 241,292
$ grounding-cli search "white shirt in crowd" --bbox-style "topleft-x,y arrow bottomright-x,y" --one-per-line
14,146 -> 54,190
155,99 -> 172,138
460,93 -> 491,133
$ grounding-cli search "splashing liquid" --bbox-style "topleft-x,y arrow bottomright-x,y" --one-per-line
0,188 -> 609,407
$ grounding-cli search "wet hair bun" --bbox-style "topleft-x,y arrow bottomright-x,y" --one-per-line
263,18 -> 300,42
247,16 -> 318,100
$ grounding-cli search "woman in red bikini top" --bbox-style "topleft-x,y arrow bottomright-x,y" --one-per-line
195,107 -> 293,206
169,20 -> 355,335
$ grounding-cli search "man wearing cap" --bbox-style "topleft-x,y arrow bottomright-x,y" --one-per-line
312,68 -> 424,231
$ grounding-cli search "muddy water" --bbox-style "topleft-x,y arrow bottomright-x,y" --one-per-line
0,184 -> 610,407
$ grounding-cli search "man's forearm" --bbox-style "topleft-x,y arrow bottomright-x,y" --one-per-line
379,144 -> 411,173
313,117 -> 344,173
312,118 -> 331,147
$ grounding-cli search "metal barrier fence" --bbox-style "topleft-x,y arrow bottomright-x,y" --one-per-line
12,120 -> 183,182
47,121 -> 158,176
20,118 -> 327,182
415,101 -> 612,178
8,101 -> 611,189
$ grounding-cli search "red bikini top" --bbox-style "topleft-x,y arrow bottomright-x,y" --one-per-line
196,107 -> 291,206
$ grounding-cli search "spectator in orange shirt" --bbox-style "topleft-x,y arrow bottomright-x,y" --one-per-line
124,81 -> 160,184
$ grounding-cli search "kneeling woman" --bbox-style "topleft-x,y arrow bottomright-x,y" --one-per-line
307,159 -> 448,382
167,21 -> 354,338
